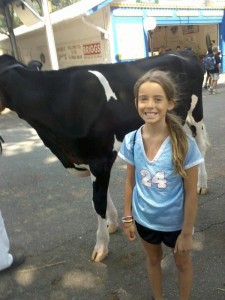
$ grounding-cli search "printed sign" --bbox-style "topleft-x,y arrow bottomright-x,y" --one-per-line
83,43 -> 101,56
56,41 -> 103,65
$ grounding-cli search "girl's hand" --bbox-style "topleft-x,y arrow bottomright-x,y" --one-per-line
123,223 -> 136,241
174,233 -> 193,254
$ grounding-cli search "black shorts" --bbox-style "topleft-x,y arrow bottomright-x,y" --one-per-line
135,221 -> 181,248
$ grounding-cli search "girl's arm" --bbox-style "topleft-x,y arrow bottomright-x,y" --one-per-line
174,165 -> 198,253
123,163 -> 136,241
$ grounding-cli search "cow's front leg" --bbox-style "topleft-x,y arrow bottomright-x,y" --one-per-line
106,189 -> 118,234
90,165 -> 112,262
91,189 -> 118,262
93,215 -> 109,262
194,122 -> 209,194
197,162 -> 208,195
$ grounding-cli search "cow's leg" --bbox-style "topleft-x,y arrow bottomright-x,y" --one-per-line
90,184 -> 118,262
106,189 -> 118,234
93,214 -> 109,262
187,116 -> 209,194
90,170 -> 109,262
186,93 -> 209,195
90,158 -> 115,262
194,121 -> 209,195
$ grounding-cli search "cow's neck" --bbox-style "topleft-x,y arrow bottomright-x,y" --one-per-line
0,64 -> 24,75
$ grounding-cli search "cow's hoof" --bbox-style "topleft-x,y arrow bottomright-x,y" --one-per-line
91,248 -> 108,262
108,224 -> 118,234
197,187 -> 208,195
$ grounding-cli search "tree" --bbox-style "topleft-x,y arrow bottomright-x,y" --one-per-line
51,0 -> 81,11
0,3 -> 22,37
0,0 -> 83,36
0,0 -> 82,58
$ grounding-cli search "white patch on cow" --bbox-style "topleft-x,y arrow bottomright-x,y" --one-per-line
186,94 -> 198,124
74,163 -> 89,170
185,94 -> 209,193
90,172 -> 96,182
67,164 -> 90,177
190,94 -> 198,111
89,70 -> 117,102
187,95 -> 196,121
113,135 -> 121,152
168,53 -> 190,62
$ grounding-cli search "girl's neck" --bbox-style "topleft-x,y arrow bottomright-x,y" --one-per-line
142,122 -> 169,139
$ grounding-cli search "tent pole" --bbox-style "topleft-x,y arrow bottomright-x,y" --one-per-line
41,0 -> 59,70
3,4 -> 20,60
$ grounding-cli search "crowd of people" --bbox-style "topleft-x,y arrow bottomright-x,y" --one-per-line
157,45 -> 193,55
203,44 -> 221,95
157,42 -> 222,95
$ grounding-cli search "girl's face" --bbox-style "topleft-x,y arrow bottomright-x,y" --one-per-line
136,81 -> 175,125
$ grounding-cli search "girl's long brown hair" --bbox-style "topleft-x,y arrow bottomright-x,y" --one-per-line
134,69 -> 188,177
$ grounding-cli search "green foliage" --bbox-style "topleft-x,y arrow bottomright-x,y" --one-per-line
0,0 -> 82,36
0,4 -> 22,36
51,0 -> 81,11
0,15 -> 9,36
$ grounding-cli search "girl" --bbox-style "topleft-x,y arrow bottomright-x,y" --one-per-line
118,69 -> 203,300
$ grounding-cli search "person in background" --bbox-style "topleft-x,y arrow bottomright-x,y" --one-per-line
158,46 -> 166,55
27,60 -> 43,71
208,45 -> 221,95
0,137 -> 25,272
203,47 -> 213,89
176,45 -> 181,51
184,47 -> 195,54
118,69 -> 203,300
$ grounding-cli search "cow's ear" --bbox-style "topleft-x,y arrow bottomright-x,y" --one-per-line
167,100 -> 175,111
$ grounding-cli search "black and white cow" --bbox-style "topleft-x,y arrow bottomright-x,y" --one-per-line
0,52 -> 208,262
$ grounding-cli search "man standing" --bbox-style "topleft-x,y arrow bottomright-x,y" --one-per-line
208,45 -> 221,95
0,212 -> 25,272
0,138 -> 25,272
203,47 -> 213,89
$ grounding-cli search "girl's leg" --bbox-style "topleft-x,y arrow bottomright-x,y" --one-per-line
212,78 -> 218,93
173,250 -> 193,300
204,73 -> 209,87
208,75 -> 212,87
141,239 -> 164,300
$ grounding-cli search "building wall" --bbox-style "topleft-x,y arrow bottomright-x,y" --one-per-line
0,7 -> 112,70
110,4 -> 224,71
153,24 -> 218,54
0,1 -> 224,71
124,0 -> 225,5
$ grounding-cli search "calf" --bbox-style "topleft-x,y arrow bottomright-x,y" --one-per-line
0,52 -> 208,262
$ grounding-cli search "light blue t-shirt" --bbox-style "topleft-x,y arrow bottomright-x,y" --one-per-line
118,126 -> 204,232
